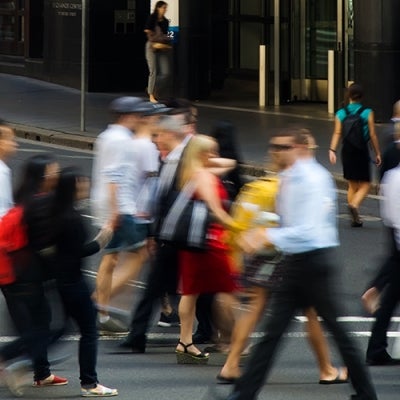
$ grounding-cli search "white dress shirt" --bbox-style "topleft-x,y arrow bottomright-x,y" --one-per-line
268,158 -> 339,254
0,160 -> 13,218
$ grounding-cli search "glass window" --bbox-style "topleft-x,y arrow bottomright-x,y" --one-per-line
305,0 -> 336,79
240,22 -> 263,69
240,0 -> 263,16
0,1 -> 16,9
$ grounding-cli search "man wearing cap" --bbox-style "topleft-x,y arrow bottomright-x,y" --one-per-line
91,96 -> 163,334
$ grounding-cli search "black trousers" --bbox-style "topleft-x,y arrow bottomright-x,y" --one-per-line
0,281 -> 51,381
129,242 -> 179,338
230,248 -> 377,400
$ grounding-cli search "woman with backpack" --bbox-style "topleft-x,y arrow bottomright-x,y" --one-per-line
328,83 -> 381,227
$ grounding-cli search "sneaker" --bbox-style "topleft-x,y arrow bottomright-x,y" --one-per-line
1,365 -> 30,397
157,311 -> 180,327
81,383 -> 118,397
33,374 -> 68,387
98,317 -> 128,335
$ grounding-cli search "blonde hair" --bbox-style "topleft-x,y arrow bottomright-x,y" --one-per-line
178,134 -> 217,189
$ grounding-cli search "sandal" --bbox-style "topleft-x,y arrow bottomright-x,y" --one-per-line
175,341 -> 209,365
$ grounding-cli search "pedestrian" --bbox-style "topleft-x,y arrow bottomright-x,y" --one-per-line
362,118 -> 400,315
194,120 -> 245,352
0,122 -> 17,217
218,133 -> 348,385
328,83 -> 381,227
378,101 -> 400,181
174,134 -> 239,364
226,128 -> 377,400
91,97 -> 155,334
119,113 -> 190,353
144,1 -> 172,103
51,166 -> 118,397
362,161 -> 400,366
0,154 -> 67,395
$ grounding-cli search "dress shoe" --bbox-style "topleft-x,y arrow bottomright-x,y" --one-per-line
366,352 -> 400,366
118,333 -> 146,353
192,332 -> 213,344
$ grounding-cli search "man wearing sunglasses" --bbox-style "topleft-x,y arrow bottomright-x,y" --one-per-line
226,129 -> 377,400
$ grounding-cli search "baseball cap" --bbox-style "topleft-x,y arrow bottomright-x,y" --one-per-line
109,96 -> 145,114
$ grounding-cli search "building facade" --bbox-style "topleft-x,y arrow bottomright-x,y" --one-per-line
0,0 -> 399,120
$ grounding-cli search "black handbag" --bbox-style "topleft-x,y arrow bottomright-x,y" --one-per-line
158,181 -> 210,251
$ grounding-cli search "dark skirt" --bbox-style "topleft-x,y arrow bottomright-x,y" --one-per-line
341,145 -> 371,182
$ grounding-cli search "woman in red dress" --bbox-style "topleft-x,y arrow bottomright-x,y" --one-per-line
174,134 -> 240,364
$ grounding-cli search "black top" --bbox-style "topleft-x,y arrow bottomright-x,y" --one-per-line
145,14 -> 169,34
54,210 -> 100,284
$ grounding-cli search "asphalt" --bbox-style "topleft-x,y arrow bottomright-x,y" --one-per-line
0,72 -> 388,191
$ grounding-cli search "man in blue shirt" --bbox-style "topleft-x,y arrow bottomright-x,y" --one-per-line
227,129 -> 378,400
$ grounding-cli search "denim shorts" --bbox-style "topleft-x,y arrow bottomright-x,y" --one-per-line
104,215 -> 149,253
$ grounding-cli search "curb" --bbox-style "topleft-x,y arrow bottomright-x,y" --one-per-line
12,122 -> 379,195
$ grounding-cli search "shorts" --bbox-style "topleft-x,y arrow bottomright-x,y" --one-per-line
104,215 -> 149,254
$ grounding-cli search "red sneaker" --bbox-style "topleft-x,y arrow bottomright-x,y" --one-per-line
33,374 -> 68,387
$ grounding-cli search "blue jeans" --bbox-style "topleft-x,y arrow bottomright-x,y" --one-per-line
57,278 -> 98,387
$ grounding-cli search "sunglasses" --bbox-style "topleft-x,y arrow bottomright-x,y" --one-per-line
269,143 -> 295,152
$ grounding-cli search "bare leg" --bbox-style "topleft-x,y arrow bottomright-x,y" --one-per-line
347,180 -> 370,209
176,294 -> 202,354
305,307 -> 347,381
108,248 -> 148,299
212,293 -> 237,348
219,287 -> 268,379
95,253 -> 118,317
161,293 -> 174,315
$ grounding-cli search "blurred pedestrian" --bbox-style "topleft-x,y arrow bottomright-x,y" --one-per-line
0,122 -> 17,217
144,1 -> 172,103
329,83 -> 381,227
0,154 -> 67,395
218,133 -> 348,385
51,166 -> 118,396
174,134 -> 239,364
119,113 -> 190,353
227,128 -> 377,400
91,97 -> 153,334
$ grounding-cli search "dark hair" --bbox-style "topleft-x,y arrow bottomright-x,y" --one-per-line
210,120 -> 244,200
348,83 -> 364,102
152,1 -> 167,14
53,166 -> 85,215
14,153 -> 57,205
210,120 -> 242,161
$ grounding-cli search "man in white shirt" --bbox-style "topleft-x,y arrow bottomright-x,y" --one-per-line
91,97 -> 161,333
0,122 -> 18,218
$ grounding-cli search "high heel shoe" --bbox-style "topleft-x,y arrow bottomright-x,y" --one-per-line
175,341 -> 209,365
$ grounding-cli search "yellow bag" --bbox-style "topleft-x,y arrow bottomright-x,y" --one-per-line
228,175 -> 280,273
230,176 -> 279,230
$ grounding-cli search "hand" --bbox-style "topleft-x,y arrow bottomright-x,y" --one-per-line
95,224 -> 114,248
146,237 -> 157,256
375,154 -> 382,167
109,213 -> 120,230
236,227 -> 270,254
329,150 -> 337,165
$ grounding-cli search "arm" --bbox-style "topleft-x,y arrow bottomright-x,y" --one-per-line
329,117 -> 342,164
368,111 -> 382,166
206,157 -> 237,177
194,170 -> 237,229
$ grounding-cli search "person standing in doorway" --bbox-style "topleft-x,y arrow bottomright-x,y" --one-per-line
328,83 -> 381,227
144,1 -> 172,103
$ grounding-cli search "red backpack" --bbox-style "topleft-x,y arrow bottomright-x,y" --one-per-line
0,206 -> 28,285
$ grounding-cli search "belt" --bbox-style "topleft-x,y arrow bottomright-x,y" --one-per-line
284,247 -> 336,261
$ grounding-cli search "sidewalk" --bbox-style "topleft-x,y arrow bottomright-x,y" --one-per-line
0,72 -> 384,191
